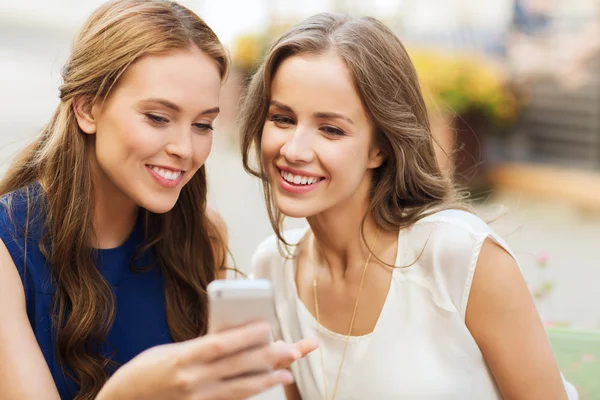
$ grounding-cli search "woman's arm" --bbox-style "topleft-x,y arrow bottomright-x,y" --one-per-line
0,218 -> 306,400
0,239 -> 61,400
466,238 -> 567,400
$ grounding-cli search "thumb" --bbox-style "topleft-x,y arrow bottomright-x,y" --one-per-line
294,338 -> 319,357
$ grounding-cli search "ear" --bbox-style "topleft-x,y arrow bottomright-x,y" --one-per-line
73,96 -> 98,135
367,145 -> 386,169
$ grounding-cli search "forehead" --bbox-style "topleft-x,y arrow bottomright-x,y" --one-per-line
110,48 -> 221,109
270,52 -> 369,121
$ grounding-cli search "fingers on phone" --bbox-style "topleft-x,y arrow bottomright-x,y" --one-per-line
210,341 -> 298,380
201,370 -> 294,400
189,322 -> 271,363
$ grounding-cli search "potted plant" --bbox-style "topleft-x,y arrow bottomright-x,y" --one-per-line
410,49 -> 521,190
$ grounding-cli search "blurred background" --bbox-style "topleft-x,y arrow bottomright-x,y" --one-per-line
1,0 -> 599,398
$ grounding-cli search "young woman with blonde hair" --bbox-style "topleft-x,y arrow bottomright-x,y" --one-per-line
241,13 -> 577,400
0,1 -> 315,399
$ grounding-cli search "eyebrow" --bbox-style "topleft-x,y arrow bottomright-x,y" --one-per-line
143,98 -> 219,115
314,111 -> 354,125
270,100 -> 293,113
270,100 -> 354,125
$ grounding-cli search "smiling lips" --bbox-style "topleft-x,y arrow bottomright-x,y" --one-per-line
146,165 -> 184,188
277,167 -> 324,194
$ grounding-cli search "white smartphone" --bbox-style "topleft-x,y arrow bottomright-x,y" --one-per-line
207,279 -> 277,334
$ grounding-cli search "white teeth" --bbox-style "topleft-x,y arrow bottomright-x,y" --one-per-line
151,166 -> 182,181
280,170 -> 321,185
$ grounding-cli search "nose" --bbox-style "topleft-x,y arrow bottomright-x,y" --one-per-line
165,125 -> 194,160
280,125 -> 315,164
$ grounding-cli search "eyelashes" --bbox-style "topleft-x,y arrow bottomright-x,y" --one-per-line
145,113 -> 168,124
193,123 -> 214,131
269,115 -> 294,126
144,113 -> 213,132
268,114 -> 345,136
320,126 -> 344,136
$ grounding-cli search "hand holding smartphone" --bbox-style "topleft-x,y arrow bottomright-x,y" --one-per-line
207,279 -> 277,334
206,278 -> 318,382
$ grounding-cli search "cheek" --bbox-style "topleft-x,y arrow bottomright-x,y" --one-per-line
324,141 -> 369,179
96,112 -> 164,163
191,133 -> 213,168
260,126 -> 283,165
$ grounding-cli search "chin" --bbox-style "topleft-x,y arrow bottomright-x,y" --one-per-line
274,197 -> 320,219
138,195 -> 179,214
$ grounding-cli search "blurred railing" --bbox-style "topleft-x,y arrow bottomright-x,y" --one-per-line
518,68 -> 600,170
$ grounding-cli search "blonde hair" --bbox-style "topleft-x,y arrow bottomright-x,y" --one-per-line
240,13 -> 465,245
0,1 -> 228,399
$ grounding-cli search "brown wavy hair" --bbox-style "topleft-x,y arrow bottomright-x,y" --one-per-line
0,1 -> 229,399
240,13 -> 466,245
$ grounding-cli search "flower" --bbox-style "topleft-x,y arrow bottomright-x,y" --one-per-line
536,252 -> 550,268
409,49 -> 521,127
530,251 -> 554,301
232,33 -> 265,74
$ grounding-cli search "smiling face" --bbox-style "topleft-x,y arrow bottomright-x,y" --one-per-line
75,47 -> 221,214
260,51 -> 385,218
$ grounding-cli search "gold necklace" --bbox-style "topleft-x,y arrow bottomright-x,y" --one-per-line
312,229 -> 380,400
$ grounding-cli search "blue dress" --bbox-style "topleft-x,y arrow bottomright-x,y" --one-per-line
0,185 -> 173,399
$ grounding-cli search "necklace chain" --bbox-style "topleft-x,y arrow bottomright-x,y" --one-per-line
312,229 -> 380,400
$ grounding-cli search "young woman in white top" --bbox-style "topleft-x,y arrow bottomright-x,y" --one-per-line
239,13 -> 578,400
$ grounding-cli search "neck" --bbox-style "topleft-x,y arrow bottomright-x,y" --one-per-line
307,178 -> 395,280
91,159 -> 139,249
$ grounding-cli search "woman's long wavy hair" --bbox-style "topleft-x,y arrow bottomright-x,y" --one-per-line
240,13 -> 466,246
0,1 -> 228,398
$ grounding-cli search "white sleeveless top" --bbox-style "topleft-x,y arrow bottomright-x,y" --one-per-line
252,210 -> 578,400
